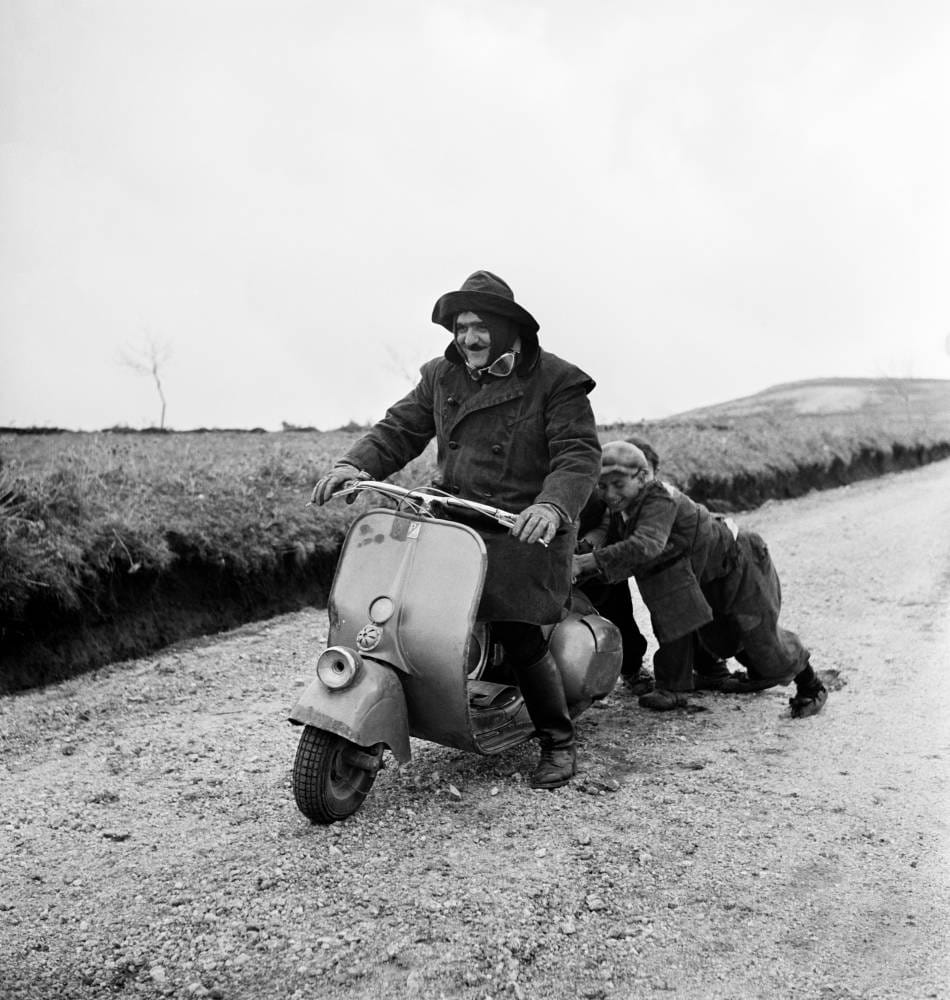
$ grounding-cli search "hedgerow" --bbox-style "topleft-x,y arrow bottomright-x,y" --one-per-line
1,392 -> 948,657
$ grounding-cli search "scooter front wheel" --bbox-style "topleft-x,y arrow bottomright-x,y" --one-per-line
292,726 -> 383,824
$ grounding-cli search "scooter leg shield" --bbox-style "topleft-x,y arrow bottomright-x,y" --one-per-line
288,659 -> 411,764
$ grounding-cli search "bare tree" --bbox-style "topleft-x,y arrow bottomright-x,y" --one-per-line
384,344 -> 422,388
119,336 -> 172,429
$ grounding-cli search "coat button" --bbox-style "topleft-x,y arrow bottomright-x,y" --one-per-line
491,444 -> 503,454
448,440 -> 459,449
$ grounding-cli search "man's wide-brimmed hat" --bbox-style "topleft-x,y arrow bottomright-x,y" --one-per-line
431,270 -> 540,335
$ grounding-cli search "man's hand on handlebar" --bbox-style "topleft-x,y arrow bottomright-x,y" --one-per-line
510,502 -> 563,545
310,464 -> 371,505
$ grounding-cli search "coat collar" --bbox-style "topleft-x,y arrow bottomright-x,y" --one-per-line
440,363 -> 528,435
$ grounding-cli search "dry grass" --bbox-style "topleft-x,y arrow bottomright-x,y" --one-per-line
0,431 -> 436,630
608,377 -> 950,489
607,411 -> 948,490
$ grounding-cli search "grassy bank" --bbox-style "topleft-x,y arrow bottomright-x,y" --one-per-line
2,377 -> 949,691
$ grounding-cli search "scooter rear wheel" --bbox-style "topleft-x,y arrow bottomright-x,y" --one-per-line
292,726 -> 383,823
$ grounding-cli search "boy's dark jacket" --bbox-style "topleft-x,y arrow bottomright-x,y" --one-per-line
592,480 -> 737,643
341,349 -> 600,624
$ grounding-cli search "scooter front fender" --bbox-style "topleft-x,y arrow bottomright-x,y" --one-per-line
288,659 -> 411,763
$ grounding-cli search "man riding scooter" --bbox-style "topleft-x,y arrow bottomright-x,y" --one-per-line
311,270 -> 601,789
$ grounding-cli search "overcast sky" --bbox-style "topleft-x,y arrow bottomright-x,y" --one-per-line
2,0 -> 948,431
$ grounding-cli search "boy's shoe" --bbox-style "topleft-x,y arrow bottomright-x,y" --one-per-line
638,688 -> 691,712
704,669 -> 776,694
789,682 -> 828,718
719,675 -> 776,694
621,668 -> 655,696
692,662 -> 735,691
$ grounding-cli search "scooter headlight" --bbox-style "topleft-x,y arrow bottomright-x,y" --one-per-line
316,646 -> 363,690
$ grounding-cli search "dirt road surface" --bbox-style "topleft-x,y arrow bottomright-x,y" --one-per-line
2,461 -> 949,1000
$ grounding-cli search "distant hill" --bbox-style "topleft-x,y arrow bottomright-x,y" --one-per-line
671,377 -> 950,427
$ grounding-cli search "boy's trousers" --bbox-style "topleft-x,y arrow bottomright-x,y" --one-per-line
651,530 -> 810,692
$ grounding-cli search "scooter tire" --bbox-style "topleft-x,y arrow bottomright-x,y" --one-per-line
292,726 -> 383,824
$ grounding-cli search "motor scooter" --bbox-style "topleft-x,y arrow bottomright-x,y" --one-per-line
288,481 -> 622,823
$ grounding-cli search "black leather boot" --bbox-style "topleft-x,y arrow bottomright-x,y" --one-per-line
515,652 -> 576,789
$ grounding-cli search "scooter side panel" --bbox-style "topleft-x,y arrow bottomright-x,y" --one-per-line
288,659 -> 412,763
329,510 -> 417,648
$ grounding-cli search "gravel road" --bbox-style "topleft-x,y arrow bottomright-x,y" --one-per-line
2,461 -> 949,1000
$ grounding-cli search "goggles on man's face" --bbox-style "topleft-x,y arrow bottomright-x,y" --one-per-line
466,351 -> 518,380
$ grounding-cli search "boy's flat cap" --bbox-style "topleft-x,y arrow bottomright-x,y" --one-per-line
600,440 -> 650,475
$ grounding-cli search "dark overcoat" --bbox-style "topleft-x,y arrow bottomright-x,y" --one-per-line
592,481 -> 735,643
342,349 -> 601,624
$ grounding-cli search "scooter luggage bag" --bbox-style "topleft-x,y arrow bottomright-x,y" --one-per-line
329,509 -> 487,750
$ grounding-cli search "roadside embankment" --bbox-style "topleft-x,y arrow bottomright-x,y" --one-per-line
684,440 -> 950,510
2,411 -> 949,694
0,547 -> 339,694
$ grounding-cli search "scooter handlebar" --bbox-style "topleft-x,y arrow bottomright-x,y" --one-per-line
332,480 -> 548,545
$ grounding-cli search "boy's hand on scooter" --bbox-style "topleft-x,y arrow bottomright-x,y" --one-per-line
572,552 -> 599,580
511,503 -> 562,545
310,464 -> 369,505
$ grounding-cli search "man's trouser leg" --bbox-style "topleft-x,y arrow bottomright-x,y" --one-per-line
494,621 -> 576,789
